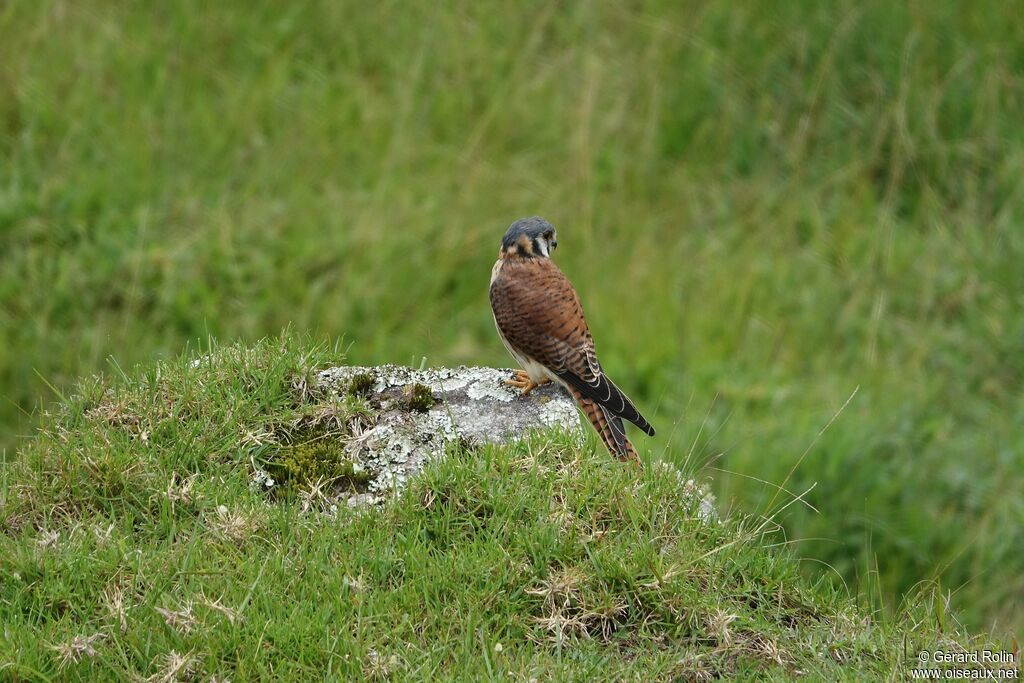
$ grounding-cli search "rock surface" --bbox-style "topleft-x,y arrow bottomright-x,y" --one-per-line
285,364 -> 716,522
314,365 -> 583,505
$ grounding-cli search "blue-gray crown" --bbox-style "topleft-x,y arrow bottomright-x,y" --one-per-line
501,217 -> 556,250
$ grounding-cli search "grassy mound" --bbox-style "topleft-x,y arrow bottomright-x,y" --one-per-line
3,1 -> 1023,635
0,337 -> 1006,680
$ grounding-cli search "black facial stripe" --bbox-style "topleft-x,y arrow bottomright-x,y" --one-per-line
516,243 -> 529,258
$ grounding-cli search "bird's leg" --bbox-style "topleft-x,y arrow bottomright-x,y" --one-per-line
505,369 -> 551,396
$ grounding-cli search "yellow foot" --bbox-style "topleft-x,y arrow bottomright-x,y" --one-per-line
504,370 -> 551,396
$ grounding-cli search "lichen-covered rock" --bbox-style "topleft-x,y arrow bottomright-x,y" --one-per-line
314,365 -> 582,502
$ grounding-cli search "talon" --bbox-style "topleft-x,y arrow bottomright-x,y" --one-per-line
504,371 -> 550,397
505,370 -> 536,393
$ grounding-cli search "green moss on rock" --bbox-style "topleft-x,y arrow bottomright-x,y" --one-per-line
269,439 -> 371,489
347,371 -> 376,398
402,382 -> 435,412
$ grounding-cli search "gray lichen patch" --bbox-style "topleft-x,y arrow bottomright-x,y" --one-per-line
307,365 -> 583,506
319,365 -> 581,441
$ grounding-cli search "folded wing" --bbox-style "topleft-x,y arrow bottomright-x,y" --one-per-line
490,258 -> 655,437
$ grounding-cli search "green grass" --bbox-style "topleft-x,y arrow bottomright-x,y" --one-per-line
1,0 -> 1022,639
0,336 -> 1008,680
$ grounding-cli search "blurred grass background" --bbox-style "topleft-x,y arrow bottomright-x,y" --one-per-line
1,0 -> 1021,635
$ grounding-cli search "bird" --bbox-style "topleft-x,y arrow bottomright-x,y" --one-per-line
489,216 -> 655,462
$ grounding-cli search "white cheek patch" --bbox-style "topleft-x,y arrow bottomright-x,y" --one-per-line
535,239 -> 549,257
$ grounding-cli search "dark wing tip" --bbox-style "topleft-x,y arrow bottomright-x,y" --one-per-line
558,370 -> 656,436
630,411 -> 656,436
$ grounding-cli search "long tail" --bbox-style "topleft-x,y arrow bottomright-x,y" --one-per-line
568,387 -> 639,463
557,371 -> 655,436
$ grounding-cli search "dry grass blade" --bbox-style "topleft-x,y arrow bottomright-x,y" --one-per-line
50,633 -> 105,669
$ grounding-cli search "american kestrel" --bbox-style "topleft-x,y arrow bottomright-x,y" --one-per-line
489,217 -> 656,461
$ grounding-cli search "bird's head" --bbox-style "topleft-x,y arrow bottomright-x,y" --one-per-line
499,217 -> 558,259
